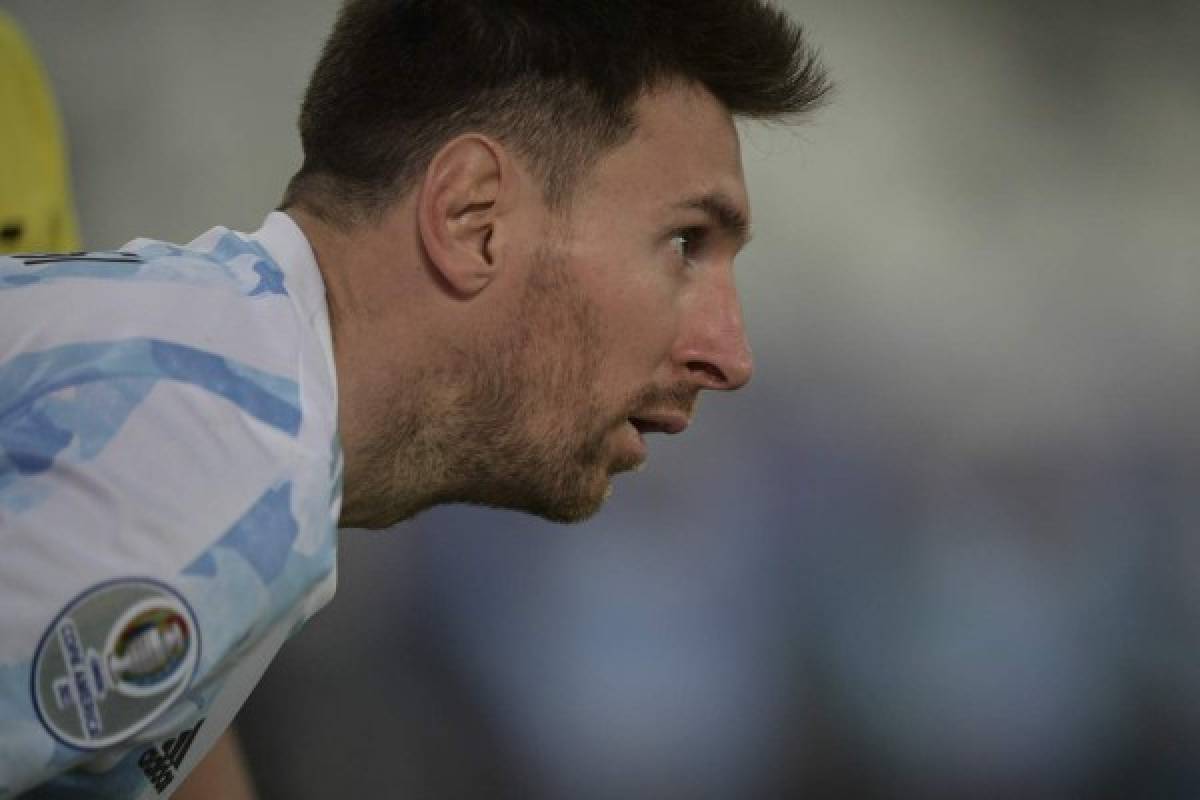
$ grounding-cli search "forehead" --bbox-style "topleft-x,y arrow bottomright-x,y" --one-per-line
576,83 -> 749,223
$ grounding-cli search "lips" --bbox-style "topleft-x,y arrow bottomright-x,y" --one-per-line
628,411 -> 690,436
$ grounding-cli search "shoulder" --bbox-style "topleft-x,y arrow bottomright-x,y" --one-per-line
1,225 -> 291,305
0,224 -> 340,795
0,232 -> 314,496
0,223 -> 337,569
0,224 -> 319,430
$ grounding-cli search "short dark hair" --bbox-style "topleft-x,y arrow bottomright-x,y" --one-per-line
283,0 -> 831,227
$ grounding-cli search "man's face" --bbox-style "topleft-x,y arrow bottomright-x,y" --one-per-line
456,82 -> 754,522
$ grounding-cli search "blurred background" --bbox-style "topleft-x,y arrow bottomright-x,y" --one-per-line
6,0 -> 1200,796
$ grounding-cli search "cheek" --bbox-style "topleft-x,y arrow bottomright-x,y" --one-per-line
598,285 -> 681,376
568,240 -> 681,375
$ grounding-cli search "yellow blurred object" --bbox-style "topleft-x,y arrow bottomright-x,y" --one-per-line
0,11 -> 80,253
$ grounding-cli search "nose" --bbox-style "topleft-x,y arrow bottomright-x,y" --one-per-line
675,271 -> 754,391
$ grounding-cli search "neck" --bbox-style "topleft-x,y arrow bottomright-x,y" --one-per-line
286,204 -> 468,529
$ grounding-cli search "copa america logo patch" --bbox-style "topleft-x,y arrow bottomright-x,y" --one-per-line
31,578 -> 200,750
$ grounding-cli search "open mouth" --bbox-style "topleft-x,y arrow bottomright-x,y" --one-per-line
627,413 -> 689,436
629,418 -> 665,436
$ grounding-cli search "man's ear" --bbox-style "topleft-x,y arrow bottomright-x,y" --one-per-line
417,134 -> 511,297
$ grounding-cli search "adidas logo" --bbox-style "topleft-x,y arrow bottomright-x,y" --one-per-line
137,718 -> 205,794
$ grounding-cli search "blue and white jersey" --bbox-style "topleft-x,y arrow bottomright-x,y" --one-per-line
0,212 -> 341,797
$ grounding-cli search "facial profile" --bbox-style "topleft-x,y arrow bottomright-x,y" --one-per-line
428,82 -> 752,523
333,82 -> 751,527
291,0 -> 831,529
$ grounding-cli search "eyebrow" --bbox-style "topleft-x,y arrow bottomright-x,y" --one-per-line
673,192 -> 753,249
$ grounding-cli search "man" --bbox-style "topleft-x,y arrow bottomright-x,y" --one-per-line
0,0 -> 829,796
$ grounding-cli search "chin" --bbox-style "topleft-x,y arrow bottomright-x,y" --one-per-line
541,453 -> 646,523
530,485 -> 611,524
535,505 -> 601,525
511,470 -> 613,524
475,494 -> 604,524
471,449 -> 627,524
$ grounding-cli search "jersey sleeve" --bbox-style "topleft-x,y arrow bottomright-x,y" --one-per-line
0,245 -> 338,797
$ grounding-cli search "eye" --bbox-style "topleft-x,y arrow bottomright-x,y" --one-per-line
668,226 -> 709,266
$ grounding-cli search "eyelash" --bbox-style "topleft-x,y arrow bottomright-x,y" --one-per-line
669,227 -> 709,265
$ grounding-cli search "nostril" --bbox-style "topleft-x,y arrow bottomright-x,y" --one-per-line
685,360 -> 728,388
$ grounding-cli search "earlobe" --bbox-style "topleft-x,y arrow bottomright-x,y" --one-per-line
417,135 -> 508,298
